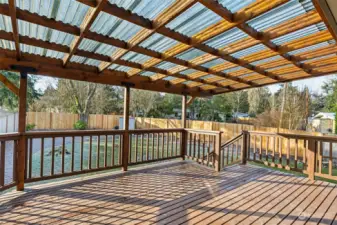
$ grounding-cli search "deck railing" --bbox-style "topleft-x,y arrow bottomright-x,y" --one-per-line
220,133 -> 244,170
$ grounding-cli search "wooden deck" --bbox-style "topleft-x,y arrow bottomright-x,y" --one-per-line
0,161 -> 336,225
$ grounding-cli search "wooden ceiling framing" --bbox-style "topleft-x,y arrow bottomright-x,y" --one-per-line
0,0 -> 336,96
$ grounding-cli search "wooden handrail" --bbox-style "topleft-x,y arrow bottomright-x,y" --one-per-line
184,129 -> 222,135
221,133 -> 243,149
0,132 -> 20,141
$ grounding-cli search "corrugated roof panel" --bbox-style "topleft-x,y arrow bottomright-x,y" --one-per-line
139,33 -> 179,53
16,0 -> 90,27
301,54 -> 337,63
85,58 -> 101,67
217,0 -> 256,13
163,76 -> 175,81
109,0 -> 175,20
78,38 -> 117,56
204,27 -> 247,49
248,0 -> 308,31
91,12 -> 142,42
18,20 -> 75,46
176,48 -> 207,61
0,0 -> 8,3
183,81 -> 193,85
200,75 -> 215,80
70,55 -> 86,64
251,55 -> 282,65
121,51 -> 151,64
140,71 -> 156,77
0,14 -> 12,32
288,42 -> 334,55
223,66 -> 242,73
201,58 -> 226,68
272,23 -> 325,45
20,43 -> 64,59
166,3 -> 222,37
231,44 -> 266,58
266,65 -> 291,71
155,61 -> 179,70
0,40 -> 15,50
239,73 -> 255,78
180,69 -> 197,75
109,64 -> 132,72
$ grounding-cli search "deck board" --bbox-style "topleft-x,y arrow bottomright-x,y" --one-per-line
0,161 -> 336,225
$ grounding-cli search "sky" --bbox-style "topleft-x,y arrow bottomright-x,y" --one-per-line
34,74 -> 337,95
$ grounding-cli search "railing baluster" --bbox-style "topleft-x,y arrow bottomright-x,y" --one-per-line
156,133 -> 160,159
286,138 -> 290,169
0,141 -> 5,186
146,133 -> 149,161
62,137 -> 65,173
97,135 -> 100,168
51,137 -> 55,175
89,136 -> 92,169
189,133 -> 192,156
135,134 -> 138,162
266,136 -> 269,162
161,133 -> 164,159
171,133 -> 174,157
254,135 -> 256,161
207,135 -> 210,166
151,133 -> 155,160
105,135 -> 108,167
71,136 -> 74,172
197,134 -> 201,161
295,139 -> 298,169
259,135 -> 263,160
111,135 -> 115,167
175,132 -> 178,156
166,133 -> 169,158
272,136 -> 276,163
80,136 -> 83,171
202,134 -> 205,164
119,134 -> 122,165
13,140 -> 17,182
129,134 -> 132,163
29,138 -> 33,179
40,138 -> 44,177
329,142 -> 333,176
319,141 -> 323,174
140,134 -> 144,162
279,137 -> 282,166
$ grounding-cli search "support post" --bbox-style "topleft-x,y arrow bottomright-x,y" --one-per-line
307,139 -> 316,180
17,72 -> 27,191
122,86 -> 130,171
241,131 -> 248,165
181,95 -> 187,160
214,132 -> 222,172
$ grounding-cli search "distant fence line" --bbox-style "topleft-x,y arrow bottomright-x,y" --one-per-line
1,112 -> 322,142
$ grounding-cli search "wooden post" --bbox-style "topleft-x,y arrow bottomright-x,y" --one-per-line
181,95 -> 187,160
122,86 -> 130,171
307,139 -> 317,180
214,132 -> 222,172
17,72 -> 27,191
241,131 -> 248,165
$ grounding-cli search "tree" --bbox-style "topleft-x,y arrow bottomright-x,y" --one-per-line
247,87 -> 270,116
130,89 -> 161,117
0,71 -> 41,111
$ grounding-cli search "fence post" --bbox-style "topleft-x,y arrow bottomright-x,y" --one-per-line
241,131 -> 249,165
214,132 -> 222,172
307,139 -> 316,180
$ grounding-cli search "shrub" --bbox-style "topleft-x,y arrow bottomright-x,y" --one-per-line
26,123 -> 35,131
73,120 -> 87,130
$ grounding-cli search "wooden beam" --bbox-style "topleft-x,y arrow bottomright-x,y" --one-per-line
63,0 -> 107,66
0,72 -> 19,95
17,72 -> 27,191
313,0 -> 337,42
186,96 -> 196,107
8,0 -> 20,60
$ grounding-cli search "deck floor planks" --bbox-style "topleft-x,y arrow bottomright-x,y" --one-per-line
0,161 -> 336,225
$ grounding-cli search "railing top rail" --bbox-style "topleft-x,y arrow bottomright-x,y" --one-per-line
184,129 -> 222,135
221,133 -> 243,148
25,129 -> 125,137
247,130 -> 337,142
0,132 -> 20,141
129,128 -> 184,134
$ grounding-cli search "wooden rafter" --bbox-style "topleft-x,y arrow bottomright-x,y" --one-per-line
63,0 -> 107,66
0,72 -> 19,96
8,0 -> 20,60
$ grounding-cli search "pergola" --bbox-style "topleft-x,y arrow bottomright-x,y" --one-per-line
0,0 -> 337,193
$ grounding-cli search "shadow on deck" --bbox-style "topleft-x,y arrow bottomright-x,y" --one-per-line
0,161 -> 336,225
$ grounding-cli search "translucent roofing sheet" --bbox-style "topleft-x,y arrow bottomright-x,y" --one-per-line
0,40 -> 15,50
79,38 -> 118,57
163,76 -> 175,81
121,51 -> 151,64
251,56 -> 283,65
201,58 -> 227,68
91,12 -> 142,42
218,0 -> 256,13
272,23 -> 325,45
0,15 -> 12,32
288,42 -> 333,55
109,64 -> 132,72
176,48 -> 207,61
139,33 -> 179,53
180,69 -> 198,75
155,61 -> 180,70
16,0 -> 90,27
166,3 -> 222,37
200,75 -> 215,80
109,0 -> 175,20
20,43 -> 64,59
301,54 -> 337,63
140,71 -> 156,77
204,28 -> 247,49
248,0 -> 310,31
223,66 -> 243,73
231,44 -> 266,59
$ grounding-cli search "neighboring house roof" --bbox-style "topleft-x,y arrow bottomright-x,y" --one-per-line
233,112 -> 250,118
313,112 -> 336,120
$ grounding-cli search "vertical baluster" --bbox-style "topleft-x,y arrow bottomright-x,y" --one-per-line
71,136 -> 74,173
175,132 -> 178,156
0,141 -> 5,186
286,138 -> 290,168
160,133 -> 164,159
129,134 -> 133,163
170,133 -> 173,157
135,134 -> 138,162
294,139 -> 298,169
202,134 -> 206,164
29,138 -> 32,179
89,136 -> 92,169
51,137 -> 55,175
303,140 -> 307,165
266,136 -> 269,162
156,133 -> 160,159
319,141 -> 323,174
119,134 -> 122,165
231,142 -> 235,163
24,138 -> 28,179
259,136 -> 263,160
272,136 -> 276,163
279,137 -> 283,166
213,135 -> 216,165
207,135 -> 210,166
13,140 -> 17,182
111,135 -> 115,167
254,135 -> 257,161
40,138 -> 44,177
140,134 -> 144,162
189,133 -> 192,157
146,133 -> 149,161
152,133 -> 155,160
226,145 -> 230,165
193,133 -> 196,159
197,134 -> 201,161
329,142 -> 333,176
105,135 -> 108,167
166,133 -> 169,158
80,136 -> 83,171
62,137 -> 65,173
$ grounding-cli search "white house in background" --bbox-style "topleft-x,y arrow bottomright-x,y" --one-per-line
310,112 -> 335,134
0,108 -> 18,133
